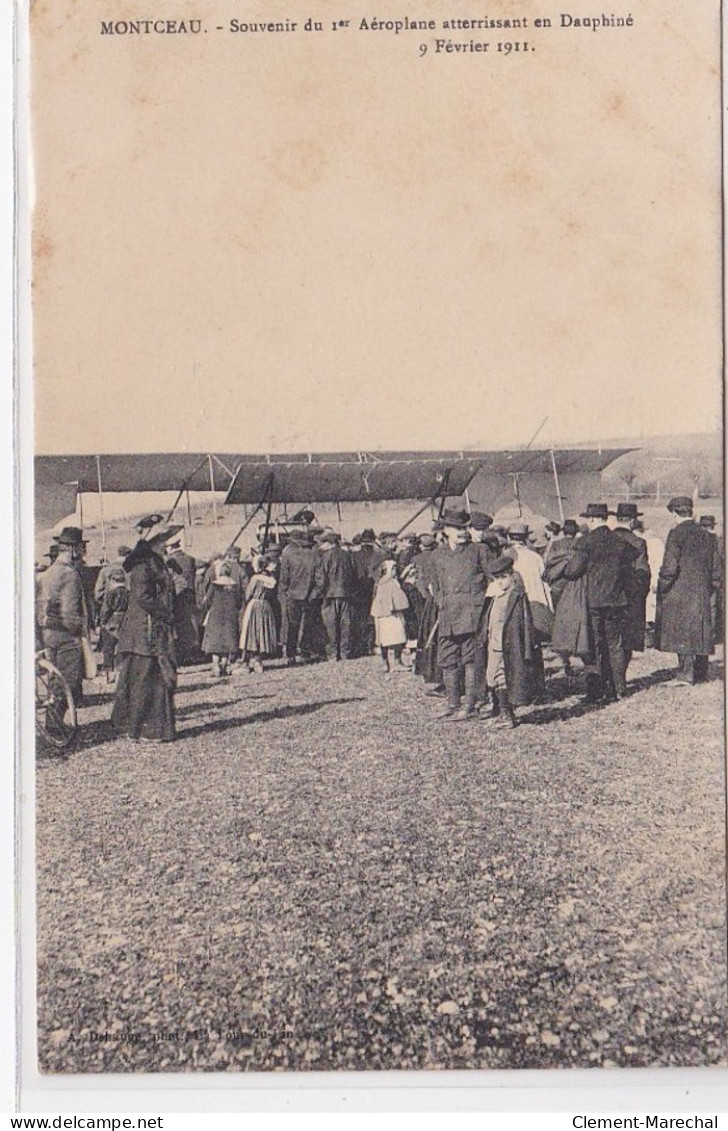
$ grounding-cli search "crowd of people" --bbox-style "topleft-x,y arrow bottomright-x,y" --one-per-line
35,495 -> 723,742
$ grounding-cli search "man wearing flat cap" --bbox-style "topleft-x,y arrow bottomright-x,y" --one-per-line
609,503 -> 651,672
39,527 -> 89,705
655,497 -> 722,684
429,508 -> 495,720
563,502 -> 632,702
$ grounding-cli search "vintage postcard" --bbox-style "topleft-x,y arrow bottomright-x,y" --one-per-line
20,0 -> 726,1104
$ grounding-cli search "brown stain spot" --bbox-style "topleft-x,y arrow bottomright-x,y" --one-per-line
604,91 -> 626,118
503,160 -> 540,194
296,78 -> 319,100
33,232 -> 54,262
270,139 -> 328,192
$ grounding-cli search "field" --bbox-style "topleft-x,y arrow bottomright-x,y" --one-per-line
36,646 -> 727,1074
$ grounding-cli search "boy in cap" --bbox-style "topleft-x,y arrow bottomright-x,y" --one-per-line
482,555 -> 537,727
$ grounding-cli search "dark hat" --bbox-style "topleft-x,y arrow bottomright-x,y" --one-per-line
291,508 -> 316,525
55,526 -> 87,546
580,503 -> 609,521
136,513 -> 164,533
562,519 -> 579,536
44,544 -> 60,560
667,496 -> 693,514
700,515 -> 716,528
490,525 -> 507,537
469,511 -> 493,531
117,544 -> 133,557
545,521 -> 562,535
507,521 -> 530,539
148,523 -> 184,545
318,531 -> 340,545
351,533 -> 362,545
360,528 -> 376,544
440,508 -> 470,530
224,544 -> 241,557
614,503 -> 642,521
378,531 -> 397,541
490,554 -> 515,577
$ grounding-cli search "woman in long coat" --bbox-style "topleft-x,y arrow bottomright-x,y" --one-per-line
111,537 -> 177,742
412,536 -> 441,688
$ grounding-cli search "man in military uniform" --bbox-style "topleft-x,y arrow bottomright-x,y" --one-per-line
430,508 -> 494,720
656,496 -> 722,684
563,502 -> 632,703
609,502 -> 651,673
39,526 -> 89,705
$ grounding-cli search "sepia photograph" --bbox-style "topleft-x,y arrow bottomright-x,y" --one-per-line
19,0 -> 726,1100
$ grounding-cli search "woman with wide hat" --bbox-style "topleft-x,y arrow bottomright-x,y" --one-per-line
111,521 -> 180,742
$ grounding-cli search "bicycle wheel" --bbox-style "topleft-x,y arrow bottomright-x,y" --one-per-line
35,656 -> 77,750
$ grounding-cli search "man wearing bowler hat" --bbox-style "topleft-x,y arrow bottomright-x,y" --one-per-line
278,528 -> 324,664
429,508 -> 494,720
609,502 -> 651,672
563,502 -> 632,703
39,526 -> 89,705
655,496 -> 722,684
318,531 -> 357,661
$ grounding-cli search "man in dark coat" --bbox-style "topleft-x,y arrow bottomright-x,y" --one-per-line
543,519 -> 579,607
563,502 -> 632,703
699,515 -> 724,642
164,533 -> 202,665
278,530 -> 323,663
656,496 -> 722,684
429,509 -> 494,720
609,503 -> 651,671
318,532 -> 356,660
350,528 -> 386,656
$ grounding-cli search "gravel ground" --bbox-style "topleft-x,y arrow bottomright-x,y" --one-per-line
36,647 -> 727,1073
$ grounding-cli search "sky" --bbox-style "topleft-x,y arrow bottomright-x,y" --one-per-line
29,0 -> 723,457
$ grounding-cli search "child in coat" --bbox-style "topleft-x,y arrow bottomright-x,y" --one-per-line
99,566 -> 129,682
201,562 -> 243,677
482,555 -> 536,728
370,559 -> 410,673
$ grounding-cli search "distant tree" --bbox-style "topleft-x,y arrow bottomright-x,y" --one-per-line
680,452 -> 721,504
611,451 -> 645,500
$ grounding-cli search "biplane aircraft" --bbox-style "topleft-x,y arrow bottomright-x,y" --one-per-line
35,447 -> 633,556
